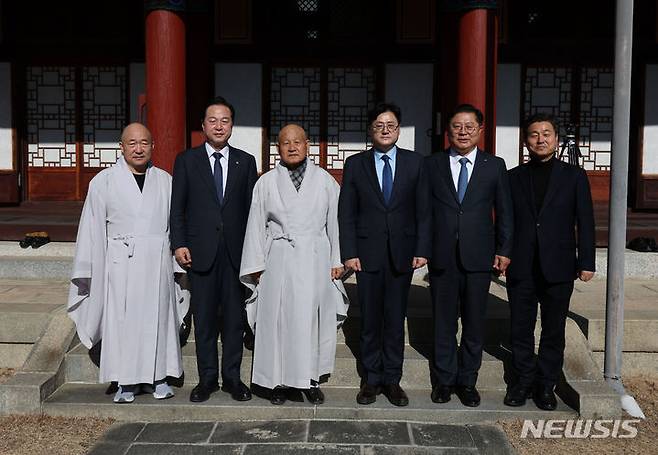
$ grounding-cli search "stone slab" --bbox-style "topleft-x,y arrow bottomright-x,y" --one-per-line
137,421 -> 216,443
0,343 -> 31,368
64,342 -> 507,390
308,420 -> 409,445
245,445 -> 358,455
0,257 -> 73,279
592,351 -> 658,376
42,383 -> 577,423
467,424 -> 517,455
127,444 -> 242,455
210,420 -> 308,444
0,311 -> 51,343
410,423 -> 475,448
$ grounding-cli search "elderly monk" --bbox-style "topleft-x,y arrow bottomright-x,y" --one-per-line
240,124 -> 348,406
68,123 -> 187,403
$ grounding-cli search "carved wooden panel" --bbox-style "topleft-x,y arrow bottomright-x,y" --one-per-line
523,66 -> 613,171
578,67 -> 613,171
26,66 -> 77,168
268,66 -> 377,174
326,67 -> 375,170
25,65 -> 127,200
269,67 -> 322,169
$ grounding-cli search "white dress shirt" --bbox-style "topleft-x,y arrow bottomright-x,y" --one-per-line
205,142 -> 229,192
449,147 -> 477,193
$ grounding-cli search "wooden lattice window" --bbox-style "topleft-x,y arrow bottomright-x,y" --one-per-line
522,65 -> 613,171
26,66 -> 77,167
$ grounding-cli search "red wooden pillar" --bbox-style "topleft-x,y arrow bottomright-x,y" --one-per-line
145,2 -> 186,173
440,1 -> 498,153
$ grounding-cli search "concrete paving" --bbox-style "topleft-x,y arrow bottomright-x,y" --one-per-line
87,420 -> 516,454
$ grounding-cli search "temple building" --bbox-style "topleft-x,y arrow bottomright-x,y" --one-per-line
0,0 -> 657,211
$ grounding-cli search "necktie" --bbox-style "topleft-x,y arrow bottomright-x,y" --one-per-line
457,157 -> 469,203
213,152 -> 224,205
382,154 -> 393,205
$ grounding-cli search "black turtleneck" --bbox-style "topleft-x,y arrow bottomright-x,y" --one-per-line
529,157 -> 555,212
133,173 -> 146,192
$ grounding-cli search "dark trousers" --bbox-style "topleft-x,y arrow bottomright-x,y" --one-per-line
356,251 -> 413,386
429,248 -> 491,387
188,237 -> 245,387
507,264 -> 574,388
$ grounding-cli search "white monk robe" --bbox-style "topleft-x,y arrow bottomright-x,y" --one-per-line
67,156 -> 188,385
240,160 -> 349,389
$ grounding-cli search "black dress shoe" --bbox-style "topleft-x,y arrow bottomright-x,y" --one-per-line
382,383 -> 409,407
534,385 -> 557,411
456,385 -> 481,407
356,384 -> 380,405
270,386 -> 287,405
190,383 -> 219,402
221,381 -> 252,401
431,385 -> 452,403
31,235 -> 50,248
303,387 -> 325,404
19,235 -> 35,249
504,384 -> 533,407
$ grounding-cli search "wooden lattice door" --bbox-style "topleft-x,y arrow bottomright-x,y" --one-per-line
267,66 -> 377,181
25,66 -> 127,200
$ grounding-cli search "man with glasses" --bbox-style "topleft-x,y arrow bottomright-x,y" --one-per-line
425,104 -> 513,407
339,102 -> 431,407
170,96 -> 258,403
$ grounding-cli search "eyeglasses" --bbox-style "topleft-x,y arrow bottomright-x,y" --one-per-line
449,123 -> 480,135
372,123 -> 399,132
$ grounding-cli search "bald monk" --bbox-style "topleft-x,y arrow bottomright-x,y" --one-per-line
240,124 -> 349,406
68,123 -> 187,403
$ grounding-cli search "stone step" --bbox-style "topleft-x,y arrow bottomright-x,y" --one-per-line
583,317 -> 658,352
43,383 -> 577,423
0,304 -> 56,343
592,351 -> 658,377
65,342 -> 509,390
0,343 -> 32,368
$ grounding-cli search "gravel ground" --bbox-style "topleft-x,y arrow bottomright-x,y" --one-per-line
500,375 -> 658,455
0,368 -> 15,384
0,415 -> 114,455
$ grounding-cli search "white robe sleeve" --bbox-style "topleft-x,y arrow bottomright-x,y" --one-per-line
239,180 -> 268,290
67,174 -> 108,349
326,177 -> 343,269
325,175 -> 350,321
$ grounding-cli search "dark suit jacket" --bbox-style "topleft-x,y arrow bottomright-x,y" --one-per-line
170,144 -> 258,273
426,148 -> 513,272
506,158 -> 595,283
338,147 -> 431,273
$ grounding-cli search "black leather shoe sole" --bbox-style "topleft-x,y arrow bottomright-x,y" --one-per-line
431,390 -> 452,404
303,388 -> 325,405
456,389 -> 481,407
384,394 -> 409,407
503,395 -> 526,407
190,384 -> 219,403
270,389 -> 287,405
533,397 -> 557,411
221,384 -> 252,402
